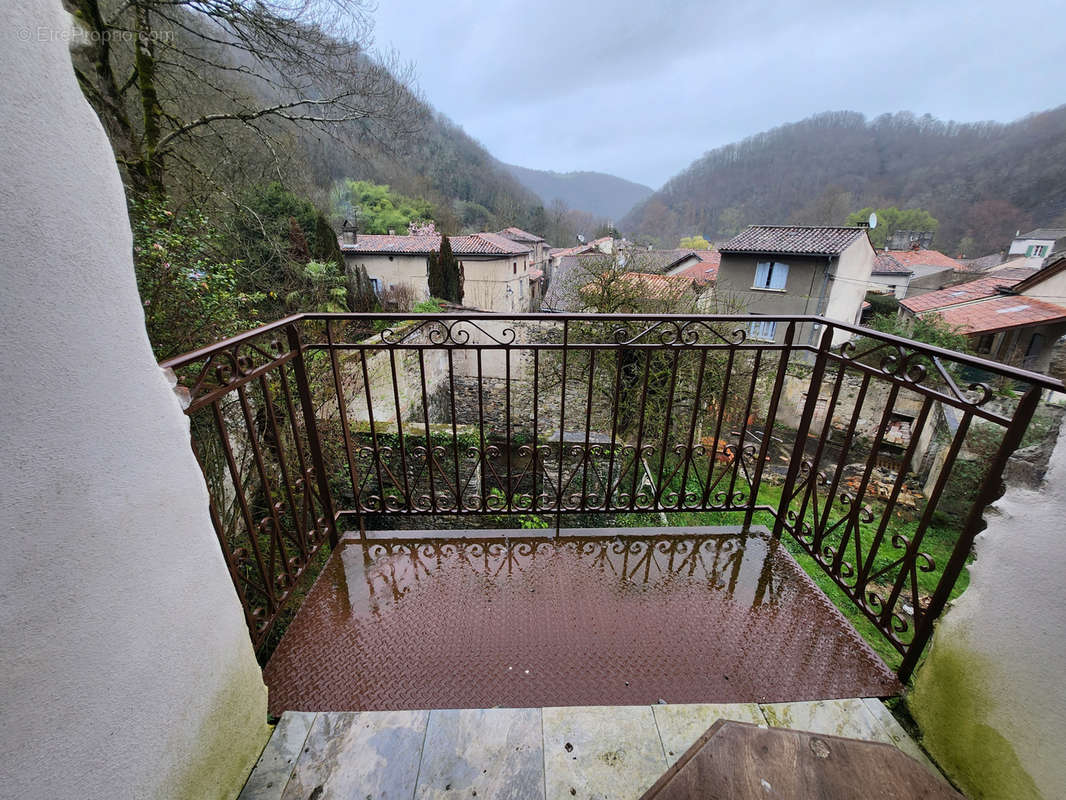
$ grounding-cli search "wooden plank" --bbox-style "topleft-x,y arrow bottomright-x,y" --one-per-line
543,705 -> 668,800
238,712 -> 317,800
639,720 -> 964,799
280,710 -> 429,800
415,708 -> 544,800
651,703 -> 766,765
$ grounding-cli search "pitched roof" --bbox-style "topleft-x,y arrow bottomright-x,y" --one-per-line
719,226 -> 869,256
1011,254 -> 1066,295
615,271 -> 697,297
961,252 -> 1008,272
872,253 -> 914,275
497,226 -> 545,244
883,248 -> 964,271
899,269 -> 1036,314
1016,228 -> 1066,241
670,251 -> 721,284
340,232 -> 529,257
931,295 -> 1066,335
450,232 -> 532,256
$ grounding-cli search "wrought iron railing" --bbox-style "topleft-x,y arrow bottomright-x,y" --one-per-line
162,313 -> 1061,679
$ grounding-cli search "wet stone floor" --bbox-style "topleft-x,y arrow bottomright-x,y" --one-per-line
263,526 -> 901,714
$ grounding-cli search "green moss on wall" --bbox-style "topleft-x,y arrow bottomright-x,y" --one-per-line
164,664 -> 270,800
910,641 -> 1043,800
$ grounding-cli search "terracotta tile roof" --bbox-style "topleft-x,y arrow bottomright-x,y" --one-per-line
673,251 -> 721,284
497,226 -> 545,244
528,268 -> 543,280
340,233 -> 528,257
873,253 -> 913,275
931,295 -> 1066,334
616,271 -> 697,297
883,249 -> 964,271
900,269 -> 1036,313
720,226 -> 869,256
450,232 -> 531,256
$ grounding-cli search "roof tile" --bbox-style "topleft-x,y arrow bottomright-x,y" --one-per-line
900,269 -> 1036,313
720,226 -> 869,256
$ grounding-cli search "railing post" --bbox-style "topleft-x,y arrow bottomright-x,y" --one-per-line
897,384 -> 1043,682
745,321 -> 794,529
286,322 -> 340,549
773,323 -> 833,539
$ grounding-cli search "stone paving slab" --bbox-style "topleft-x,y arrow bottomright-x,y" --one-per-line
238,712 -> 317,800
651,703 -> 767,765
279,710 -> 429,800
543,705 -> 667,800
415,708 -> 543,800
241,699 -> 942,799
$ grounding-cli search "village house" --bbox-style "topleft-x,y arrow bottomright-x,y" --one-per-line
1008,227 -> 1066,266
339,230 -> 533,312
869,252 -> 915,299
665,249 -> 721,286
497,226 -> 549,306
715,225 -> 876,345
899,261 -> 1066,372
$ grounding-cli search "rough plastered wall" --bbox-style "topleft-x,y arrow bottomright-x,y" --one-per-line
0,2 -> 270,798
910,422 -> 1066,799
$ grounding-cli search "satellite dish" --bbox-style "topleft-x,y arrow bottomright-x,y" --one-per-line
868,212 -> 878,229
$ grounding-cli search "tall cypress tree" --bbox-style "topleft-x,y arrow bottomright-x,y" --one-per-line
438,235 -> 462,304
427,245 -> 445,298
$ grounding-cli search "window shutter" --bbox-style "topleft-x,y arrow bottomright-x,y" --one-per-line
755,262 -> 770,287
1026,245 -> 1033,257
769,263 -> 789,289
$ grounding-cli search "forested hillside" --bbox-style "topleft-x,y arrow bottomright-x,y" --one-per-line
502,163 -> 654,222
621,108 -> 1066,255
70,0 -> 543,357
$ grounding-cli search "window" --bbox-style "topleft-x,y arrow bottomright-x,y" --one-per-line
754,261 -> 788,290
513,262 -> 517,274
976,333 -> 994,354
1026,244 -> 1048,257
747,319 -> 777,341
369,277 -> 382,296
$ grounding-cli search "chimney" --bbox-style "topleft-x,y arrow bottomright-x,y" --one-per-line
341,219 -> 357,246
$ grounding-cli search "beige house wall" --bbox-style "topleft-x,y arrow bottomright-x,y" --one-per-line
344,252 -> 430,299
910,421 -> 1066,800
868,272 -> 910,299
0,4 -> 270,798
1018,268 -> 1066,305
463,254 -> 531,312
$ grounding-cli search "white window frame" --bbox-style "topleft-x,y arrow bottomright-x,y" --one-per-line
753,261 -> 789,290
747,319 -> 777,342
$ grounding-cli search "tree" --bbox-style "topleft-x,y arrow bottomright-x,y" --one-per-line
130,198 -> 262,360
428,236 -> 462,304
332,180 -> 436,234
679,235 -> 711,250
286,261 -> 348,313
70,0 -> 416,199
846,207 -> 939,249
288,217 -> 312,264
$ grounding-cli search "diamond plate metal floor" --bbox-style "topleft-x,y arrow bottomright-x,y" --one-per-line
263,527 -> 901,713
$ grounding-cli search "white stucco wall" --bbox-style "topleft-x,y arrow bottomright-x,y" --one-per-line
868,272 -> 910,299
824,236 -> 876,343
910,423 -> 1066,799
0,2 -> 269,798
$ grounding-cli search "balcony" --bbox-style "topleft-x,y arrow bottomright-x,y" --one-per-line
162,312 -> 1057,720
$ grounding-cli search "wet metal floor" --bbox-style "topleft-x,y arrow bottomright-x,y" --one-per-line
263,526 -> 901,714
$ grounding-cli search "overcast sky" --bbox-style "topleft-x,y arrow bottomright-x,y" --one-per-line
371,0 -> 1063,189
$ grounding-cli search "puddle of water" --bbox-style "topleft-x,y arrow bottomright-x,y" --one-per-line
264,529 -> 901,712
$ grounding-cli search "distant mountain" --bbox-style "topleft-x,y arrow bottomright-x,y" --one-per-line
621,108 -> 1066,255
503,163 -> 655,222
